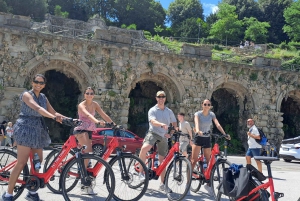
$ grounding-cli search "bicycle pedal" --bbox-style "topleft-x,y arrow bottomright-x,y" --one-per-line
274,192 -> 284,199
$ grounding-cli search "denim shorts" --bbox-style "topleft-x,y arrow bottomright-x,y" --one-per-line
246,148 -> 261,158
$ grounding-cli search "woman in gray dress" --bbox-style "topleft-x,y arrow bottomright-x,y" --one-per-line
2,74 -> 64,201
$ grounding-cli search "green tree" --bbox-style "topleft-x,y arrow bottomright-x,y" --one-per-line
0,0 -> 11,13
54,5 -> 69,18
258,0 -> 293,43
5,0 -> 48,21
222,0 -> 263,20
168,0 -> 204,37
243,17 -> 270,43
283,1 -> 300,41
110,0 -> 166,33
210,3 -> 243,45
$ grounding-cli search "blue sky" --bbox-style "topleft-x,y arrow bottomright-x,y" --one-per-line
157,0 -> 220,17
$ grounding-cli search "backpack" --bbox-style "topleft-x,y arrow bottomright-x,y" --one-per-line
255,128 -> 268,146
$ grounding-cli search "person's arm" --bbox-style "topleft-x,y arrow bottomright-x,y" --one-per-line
247,128 -> 260,139
22,92 -> 56,119
94,102 -> 114,123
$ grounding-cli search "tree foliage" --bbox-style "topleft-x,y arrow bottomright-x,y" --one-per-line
283,1 -> 300,42
109,0 -> 166,33
243,17 -> 270,43
4,0 -> 48,21
210,3 -> 243,45
0,0 -> 11,13
222,0 -> 262,20
168,0 -> 204,37
54,5 -> 69,18
258,0 -> 293,44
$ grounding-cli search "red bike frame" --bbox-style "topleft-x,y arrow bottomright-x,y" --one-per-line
144,139 -> 180,176
192,142 -> 221,180
0,135 -> 103,185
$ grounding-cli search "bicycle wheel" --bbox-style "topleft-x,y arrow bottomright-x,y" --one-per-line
216,177 -> 269,201
190,161 -> 201,193
210,160 -> 231,200
0,149 -> 29,200
43,148 -> 76,194
107,154 -> 149,201
61,153 -> 115,201
165,157 -> 192,201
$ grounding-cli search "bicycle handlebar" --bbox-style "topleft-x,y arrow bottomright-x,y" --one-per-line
104,122 -> 124,130
61,118 -> 82,127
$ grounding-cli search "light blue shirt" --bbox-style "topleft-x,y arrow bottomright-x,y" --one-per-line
148,105 -> 176,137
194,111 -> 216,134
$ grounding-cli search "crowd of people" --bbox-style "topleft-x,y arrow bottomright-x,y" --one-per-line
1,73 -> 263,201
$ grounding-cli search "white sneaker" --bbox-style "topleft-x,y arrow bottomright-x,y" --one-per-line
158,184 -> 172,193
139,173 -> 145,182
81,186 -> 97,195
204,184 -> 213,196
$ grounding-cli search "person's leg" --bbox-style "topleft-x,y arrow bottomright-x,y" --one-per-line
7,145 -> 31,195
252,148 -> 262,172
191,144 -> 201,170
138,143 -> 152,171
157,138 -> 168,185
245,149 -> 253,165
203,148 -> 211,164
75,132 -> 93,167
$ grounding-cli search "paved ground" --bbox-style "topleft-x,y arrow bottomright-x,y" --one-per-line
0,147 -> 299,201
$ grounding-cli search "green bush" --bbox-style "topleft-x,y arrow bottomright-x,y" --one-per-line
279,42 -> 290,50
213,44 -> 223,51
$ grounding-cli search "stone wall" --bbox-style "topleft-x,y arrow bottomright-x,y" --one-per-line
1,13 -> 299,147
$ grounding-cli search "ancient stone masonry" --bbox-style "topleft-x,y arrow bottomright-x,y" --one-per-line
1,13 -> 300,148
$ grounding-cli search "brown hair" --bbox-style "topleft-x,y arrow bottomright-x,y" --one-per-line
201,99 -> 211,104
178,112 -> 185,116
33,74 -> 47,83
85,87 -> 95,93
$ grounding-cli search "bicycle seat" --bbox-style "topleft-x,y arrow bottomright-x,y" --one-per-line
254,156 -> 279,161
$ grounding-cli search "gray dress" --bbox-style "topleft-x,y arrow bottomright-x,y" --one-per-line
13,90 -> 51,149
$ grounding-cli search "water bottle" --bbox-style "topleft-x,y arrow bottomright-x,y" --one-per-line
33,153 -> 41,170
203,157 -> 207,170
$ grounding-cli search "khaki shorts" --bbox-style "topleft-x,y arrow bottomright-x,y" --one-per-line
143,132 -> 168,157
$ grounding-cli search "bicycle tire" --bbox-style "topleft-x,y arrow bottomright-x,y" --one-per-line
165,157 -> 192,201
0,149 -> 29,200
61,153 -> 115,201
107,154 -> 149,201
216,177 -> 269,201
43,148 -> 76,194
190,161 -> 201,193
210,160 -> 231,200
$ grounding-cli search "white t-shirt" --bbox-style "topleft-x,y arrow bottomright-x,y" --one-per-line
247,125 -> 262,148
179,121 -> 192,141
6,126 -> 13,138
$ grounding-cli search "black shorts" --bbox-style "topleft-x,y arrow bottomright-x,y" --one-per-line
73,130 -> 93,139
193,135 -> 211,148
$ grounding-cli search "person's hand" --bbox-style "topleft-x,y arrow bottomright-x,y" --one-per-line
247,132 -> 251,136
164,133 -> 171,138
175,127 -> 179,131
97,120 -> 106,126
160,124 -> 168,130
197,131 -> 203,136
225,134 -> 231,140
189,141 -> 193,146
53,115 -> 63,123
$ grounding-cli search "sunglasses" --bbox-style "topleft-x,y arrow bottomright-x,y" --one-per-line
85,92 -> 94,95
156,96 -> 166,98
203,104 -> 211,106
33,80 -> 45,85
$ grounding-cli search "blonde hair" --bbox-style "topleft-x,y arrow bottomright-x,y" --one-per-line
7,122 -> 12,127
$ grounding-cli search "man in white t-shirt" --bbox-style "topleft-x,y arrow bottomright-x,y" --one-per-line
245,119 -> 262,172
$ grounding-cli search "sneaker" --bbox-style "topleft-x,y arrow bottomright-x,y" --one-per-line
204,184 -> 213,196
25,192 -> 40,201
158,184 -> 172,193
139,173 -> 145,182
1,193 -> 13,201
81,185 -> 97,195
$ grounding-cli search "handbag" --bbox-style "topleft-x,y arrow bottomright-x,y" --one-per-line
222,166 -> 251,197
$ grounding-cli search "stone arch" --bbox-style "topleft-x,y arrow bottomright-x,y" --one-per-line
20,56 -> 94,92
126,72 -> 185,103
209,77 -> 258,112
276,90 -> 300,112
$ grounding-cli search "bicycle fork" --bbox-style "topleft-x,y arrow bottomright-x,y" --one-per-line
116,149 -> 130,181
173,153 -> 182,182
75,147 -> 91,187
